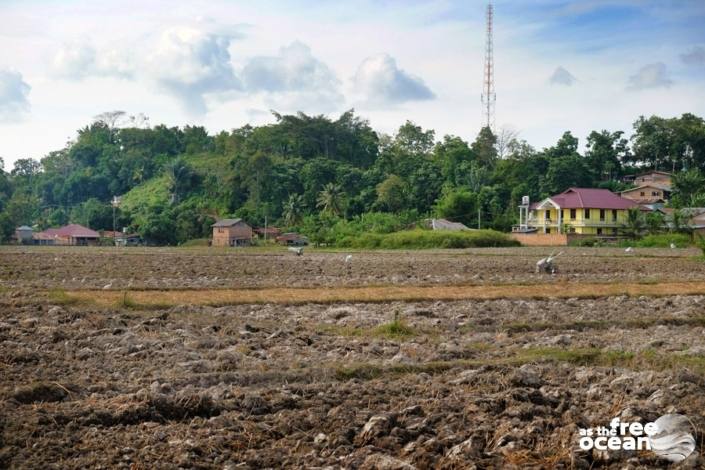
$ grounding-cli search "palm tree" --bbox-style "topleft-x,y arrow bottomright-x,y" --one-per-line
622,207 -> 645,239
316,183 -> 345,217
165,158 -> 195,205
283,194 -> 305,226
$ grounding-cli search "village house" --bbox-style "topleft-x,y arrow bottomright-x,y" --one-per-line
101,230 -> 142,246
634,170 -> 673,186
620,171 -> 672,204
33,224 -> 101,246
276,232 -> 309,246
14,225 -> 33,244
253,227 -> 281,240
211,218 -> 253,247
661,207 -> 705,236
521,188 -> 638,236
620,170 -> 672,204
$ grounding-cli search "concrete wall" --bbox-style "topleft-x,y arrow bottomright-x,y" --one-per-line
510,233 -> 569,246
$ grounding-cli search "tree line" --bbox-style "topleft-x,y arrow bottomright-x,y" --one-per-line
1,110 -> 704,244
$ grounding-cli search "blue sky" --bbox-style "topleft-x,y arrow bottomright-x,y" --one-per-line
1,0 -> 704,168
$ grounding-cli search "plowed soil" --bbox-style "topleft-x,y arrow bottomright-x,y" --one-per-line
1,246 -> 704,469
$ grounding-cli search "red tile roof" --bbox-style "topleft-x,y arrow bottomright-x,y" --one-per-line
538,188 -> 639,210
40,224 -> 100,238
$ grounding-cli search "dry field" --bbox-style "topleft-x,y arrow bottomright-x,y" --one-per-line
1,246 -> 705,469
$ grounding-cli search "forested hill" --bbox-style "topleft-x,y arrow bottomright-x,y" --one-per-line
1,110 -> 705,245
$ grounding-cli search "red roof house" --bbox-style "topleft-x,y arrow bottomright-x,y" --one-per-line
527,188 -> 639,236
33,224 -> 100,246
530,188 -> 638,210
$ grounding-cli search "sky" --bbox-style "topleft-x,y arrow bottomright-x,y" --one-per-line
1,0 -> 705,169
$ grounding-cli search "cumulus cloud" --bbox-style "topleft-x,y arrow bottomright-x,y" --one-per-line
627,63 -> 673,90
52,43 -> 133,79
681,46 -> 705,66
352,54 -> 434,106
52,44 -> 96,79
51,26 -> 241,114
145,27 -> 241,114
0,68 -> 31,122
549,66 -> 577,86
241,41 -> 342,111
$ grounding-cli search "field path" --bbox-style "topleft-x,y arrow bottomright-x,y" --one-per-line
62,280 -> 705,307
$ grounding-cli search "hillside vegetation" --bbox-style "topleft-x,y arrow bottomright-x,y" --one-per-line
1,110 -> 705,245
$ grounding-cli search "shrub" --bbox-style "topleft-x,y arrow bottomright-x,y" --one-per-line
338,228 -> 518,249
180,238 -> 210,247
569,237 -> 599,247
632,233 -> 691,248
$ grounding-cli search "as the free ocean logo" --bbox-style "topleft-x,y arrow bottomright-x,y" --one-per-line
578,414 -> 696,463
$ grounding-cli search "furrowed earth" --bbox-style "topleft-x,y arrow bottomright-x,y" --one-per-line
1,246 -> 704,469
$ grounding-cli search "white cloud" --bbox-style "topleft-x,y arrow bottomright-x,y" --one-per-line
241,41 -> 342,112
52,43 -> 133,80
52,44 -> 96,79
145,26 -> 241,114
549,66 -> 577,86
352,54 -> 434,107
681,46 -> 705,66
0,68 -> 30,122
627,63 -> 673,90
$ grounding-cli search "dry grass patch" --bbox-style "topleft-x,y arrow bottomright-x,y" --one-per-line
334,347 -> 705,381
60,280 -> 705,307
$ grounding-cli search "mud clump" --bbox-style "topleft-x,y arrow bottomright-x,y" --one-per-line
12,382 -> 69,404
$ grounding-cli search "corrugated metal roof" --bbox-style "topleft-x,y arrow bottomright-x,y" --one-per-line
547,188 -> 638,210
211,218 -> 244,227
431,219 -> 470,231
37,224 -> 100,238
621,183 -> 672,192
54,224 -> 100,238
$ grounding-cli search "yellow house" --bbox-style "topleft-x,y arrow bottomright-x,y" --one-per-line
528,188 -> 639,236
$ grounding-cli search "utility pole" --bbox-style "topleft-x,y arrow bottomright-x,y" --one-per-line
111,196 -> 121,246
481,1 -> 496,131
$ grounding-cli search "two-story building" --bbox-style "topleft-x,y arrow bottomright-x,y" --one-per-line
620,170 -> 672,204
211,218 -> 253,247
528,188 -> 638,236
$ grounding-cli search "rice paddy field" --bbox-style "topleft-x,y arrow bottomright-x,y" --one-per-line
1,245 -> 704,468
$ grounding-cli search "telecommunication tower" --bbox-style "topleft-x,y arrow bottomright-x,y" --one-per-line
481,1 -> 496,130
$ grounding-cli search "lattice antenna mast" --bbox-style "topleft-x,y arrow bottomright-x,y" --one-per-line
481,1 -> 496,131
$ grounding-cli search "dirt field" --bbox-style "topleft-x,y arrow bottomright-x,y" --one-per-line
1,246 -> 705,468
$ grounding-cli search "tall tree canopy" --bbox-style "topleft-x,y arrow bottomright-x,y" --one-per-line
2,110 -> 703,244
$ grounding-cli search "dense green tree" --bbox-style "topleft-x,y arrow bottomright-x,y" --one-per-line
585,130 -> 629,181
671,169 -> 705,207
630,114 -> 705,172
434,136 -> 473,185
3,109 -> 705,245
70,198 -> 113,230
434,189 -> 477,227
470,127 -> 498,167
394,121 -> 435,156
375,175 -> 408,212
541,155 -> 592,195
